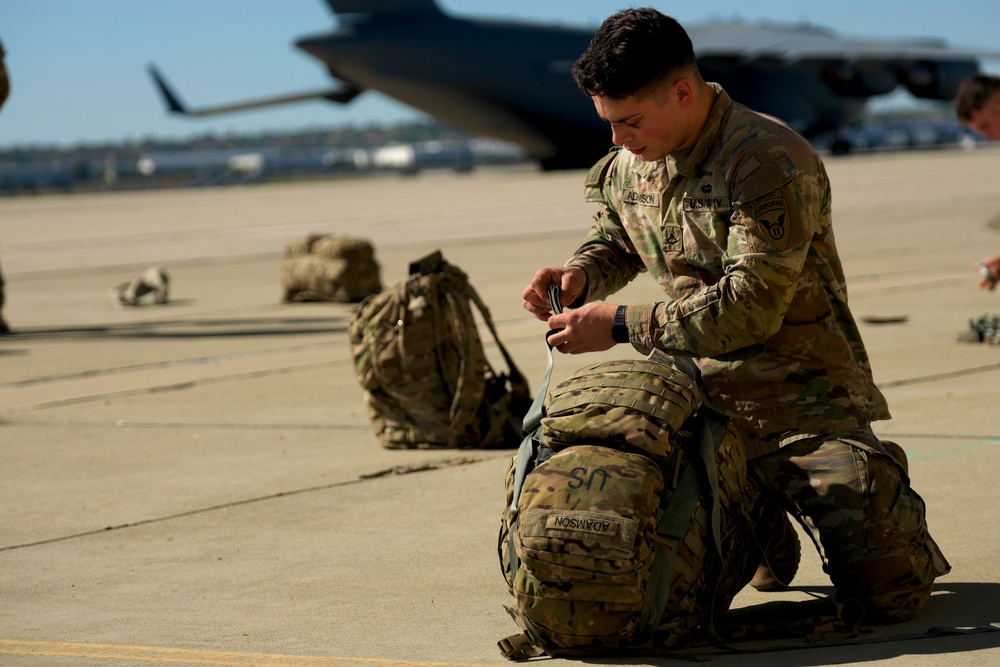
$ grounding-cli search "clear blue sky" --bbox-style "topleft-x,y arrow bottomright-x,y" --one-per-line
2,0 -> 999,149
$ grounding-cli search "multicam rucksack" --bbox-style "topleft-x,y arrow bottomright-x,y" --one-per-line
497,350 -> 759,659
280,233 -> 383,303
349,251 -> 531,449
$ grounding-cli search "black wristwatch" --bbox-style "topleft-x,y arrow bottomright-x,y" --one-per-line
611,305 -> 629,344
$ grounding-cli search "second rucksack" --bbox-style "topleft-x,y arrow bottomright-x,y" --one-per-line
349,250 -> 531,449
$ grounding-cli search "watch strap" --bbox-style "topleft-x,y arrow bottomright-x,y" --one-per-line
612,304 -> 629,344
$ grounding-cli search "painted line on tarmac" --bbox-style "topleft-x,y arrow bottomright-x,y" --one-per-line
0,640 -> 495,667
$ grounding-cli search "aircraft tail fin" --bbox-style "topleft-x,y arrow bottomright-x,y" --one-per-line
148,64 -> 188,114
323,0 -> 444,20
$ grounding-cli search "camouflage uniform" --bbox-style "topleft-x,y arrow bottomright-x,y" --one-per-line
569,84 -> 949,621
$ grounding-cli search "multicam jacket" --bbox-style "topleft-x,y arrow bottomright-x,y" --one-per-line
567,84 -> 890,445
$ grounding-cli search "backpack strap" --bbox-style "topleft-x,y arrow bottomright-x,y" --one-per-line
436,271 -> 487,448
634,351 -> 731,648
499,288 -> 568,660
462,275 -> 532,406
508,337 -> 556,524
638,401 -> 728,641
497,631 -> 546,661
514,283 -> 564,442
686,403 -> 733,651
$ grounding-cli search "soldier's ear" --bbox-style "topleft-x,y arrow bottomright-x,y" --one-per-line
673,78 -> 694,108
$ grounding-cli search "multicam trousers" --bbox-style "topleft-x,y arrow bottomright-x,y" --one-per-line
745,426 -> 951,623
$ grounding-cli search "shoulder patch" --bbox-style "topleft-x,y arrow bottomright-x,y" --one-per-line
584,147 -> 621,189
746,190 -> 793,251
735,153 -> 797,202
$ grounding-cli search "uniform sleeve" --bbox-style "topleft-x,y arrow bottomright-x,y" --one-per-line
563,150 -> 646,303
638,152 -> 827,358
564,208 -> 647,303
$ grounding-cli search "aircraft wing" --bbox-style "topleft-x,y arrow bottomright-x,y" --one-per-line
321,0 -> 443,20
689,20 -> 994,99
147,64 -> 361,117
690,20 -> 994,61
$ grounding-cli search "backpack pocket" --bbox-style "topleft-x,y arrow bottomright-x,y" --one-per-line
512,445 -> 664,648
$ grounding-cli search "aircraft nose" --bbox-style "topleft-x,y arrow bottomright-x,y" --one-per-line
295,35 -> 330,59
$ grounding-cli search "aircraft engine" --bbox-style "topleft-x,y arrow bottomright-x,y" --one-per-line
821,61 -> 899,97
899,60 -> 979,100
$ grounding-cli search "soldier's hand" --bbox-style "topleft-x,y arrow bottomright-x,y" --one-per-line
546,302 -> 618,354
522,266 -> 587,320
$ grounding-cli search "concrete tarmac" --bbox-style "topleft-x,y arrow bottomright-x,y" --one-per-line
1,150 -> 1000,666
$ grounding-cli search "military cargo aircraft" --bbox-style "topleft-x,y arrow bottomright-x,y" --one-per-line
149,0 -> 988,169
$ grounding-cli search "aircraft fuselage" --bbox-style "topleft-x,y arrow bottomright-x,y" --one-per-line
295,16 -> 884,168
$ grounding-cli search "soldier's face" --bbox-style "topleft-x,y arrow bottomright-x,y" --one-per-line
592,80 -> 698,161
966,92 -> 1000,140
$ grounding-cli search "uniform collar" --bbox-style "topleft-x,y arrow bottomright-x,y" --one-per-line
631,83 -> 732,182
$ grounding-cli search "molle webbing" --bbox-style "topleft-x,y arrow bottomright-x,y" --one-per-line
545,363 -> 698,429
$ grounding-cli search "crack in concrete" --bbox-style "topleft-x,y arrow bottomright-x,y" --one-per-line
0,454 -> 499,553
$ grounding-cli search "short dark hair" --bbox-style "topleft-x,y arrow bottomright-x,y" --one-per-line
571,8 -> 696,100
956,74 -> 1000,121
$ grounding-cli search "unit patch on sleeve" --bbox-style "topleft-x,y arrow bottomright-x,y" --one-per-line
746,189 -> 798,252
